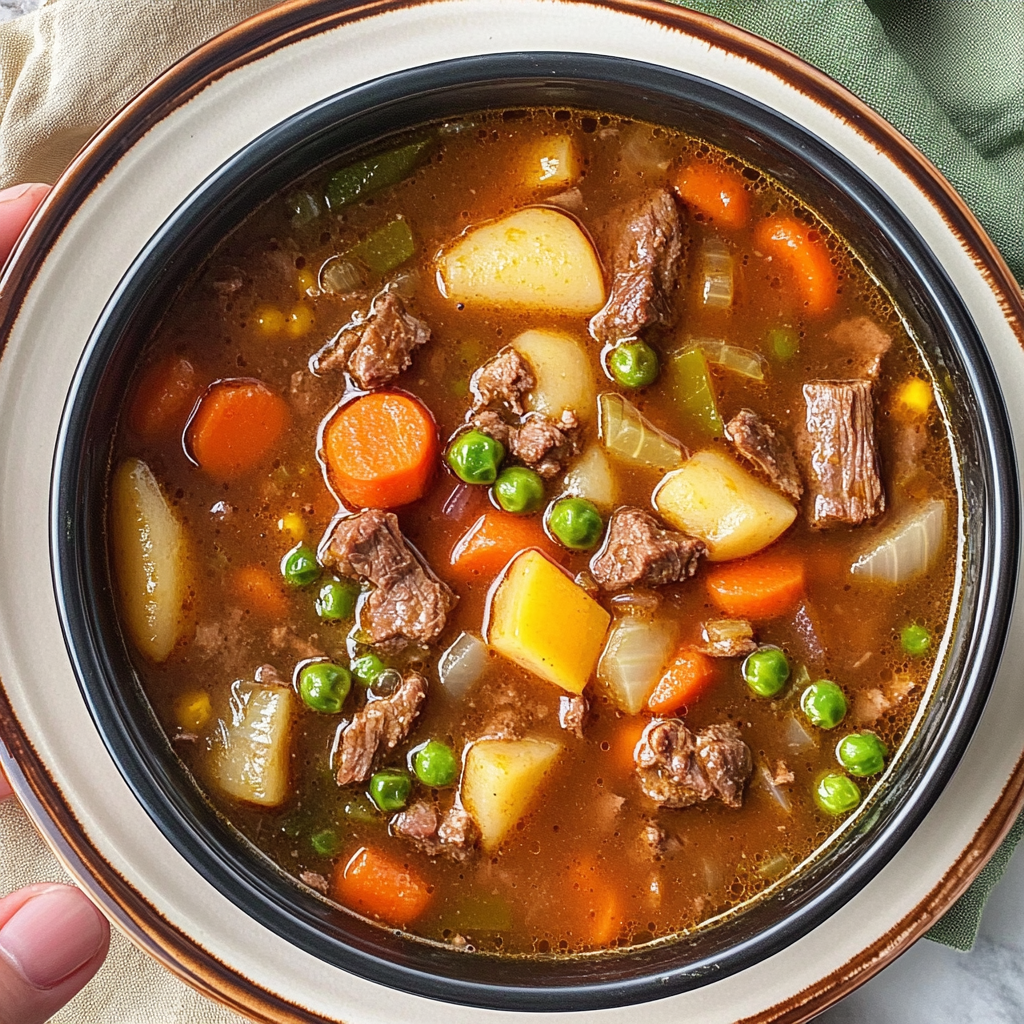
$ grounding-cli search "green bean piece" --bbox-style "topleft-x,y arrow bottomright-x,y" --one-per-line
413,740 -> 459,788
368,770 -> 412,812
742,647 -> 790,698
281,543 -> 320,588
351,653 -> 386,687
310,828 -> 341,857
493,466 -> 545,514
667,346 -> 724,436
348,218 -> 416,275
324,139 -> 432,210
836,731 -> 888,776
815,772 -> 862,815
547,497 -> 604,550
901,623 -> 931,656
768,326 -> 800,361
446,429 -> 505,485
298,662 -> 351,714
800,680 -> 848,729
316,578 -> 359,621
608,341 -> 660,389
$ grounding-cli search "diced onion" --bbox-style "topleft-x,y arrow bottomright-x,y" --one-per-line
319,257 -> 363,295
597,616 -> 678,714
562,445 -> 617,508
693,338 -> 765,380
620,125 -> 673,176
701,238 -> 734,309
783,714 -> 816,754
389,268 -> 420,298
757,852 -> 792,879
598,393 -> 685,472
851,499 -> 946,583
757,765 -> 792,814
438,631 -> 489,699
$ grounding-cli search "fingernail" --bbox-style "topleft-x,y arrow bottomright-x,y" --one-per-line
0,183 -> 35,204
0,886 -> 106,988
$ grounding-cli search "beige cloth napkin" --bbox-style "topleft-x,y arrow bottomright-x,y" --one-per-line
1,5 -> 281,1020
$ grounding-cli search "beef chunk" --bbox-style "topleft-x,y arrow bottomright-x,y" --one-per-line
318,510 -> 456,649
590,507 -> 705,591
468,410 -> 512,447
470,347 -> 535,415
699,618 -> 757,658
471,409 -> 580,478
437,806 -> 480,858
590,189 -> 685,343
830,317 -> 892,380
725,408 -> 803,501
314,290 -> 429,389
559,694 -> 589,738
391,799 -> 479,861
635,718 -> 752,809
335,669 -> 428,785
800,380 -> 885,527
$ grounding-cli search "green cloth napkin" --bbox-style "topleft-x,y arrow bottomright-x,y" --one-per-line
671,0 -> 1024,950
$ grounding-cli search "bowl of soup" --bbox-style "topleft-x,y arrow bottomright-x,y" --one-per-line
3,2 -> 1023,1021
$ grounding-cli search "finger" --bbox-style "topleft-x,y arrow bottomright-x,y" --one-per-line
0,884 -> 109,1024
0,184 -> 50,266
0,765 -> 11,802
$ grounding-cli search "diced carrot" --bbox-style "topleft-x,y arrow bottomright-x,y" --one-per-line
333,846 -> 432,927
323,392 -> 437,509
608,717 -> 647,776
675,162 -> 750,229
706,553 -> 805,620
187,379 -> 290,480
128,355 -> 201,440
755,216 -> 837,315
647,649 -> 717,715
230,565 -> 290,619
448,510 -> 560,583
569,857 -> 625,947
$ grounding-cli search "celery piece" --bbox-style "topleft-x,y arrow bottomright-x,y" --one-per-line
442,894 -> 514,934
324,139 -> 431,210
768,326 -> 799,361
349,219 -> 415,275
286,189 -> 322,226
669,347 -> 724,436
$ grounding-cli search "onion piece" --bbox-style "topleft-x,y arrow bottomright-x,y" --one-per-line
319,257 -> 363,295
851,498 -> 946,583
598,393 -> 685,472
757,765 -> 792,814
757,852 -> 792,879
562,445 -> 617,509
438,631 -> 489,699
701,238 -> 734,309
694,338 -> 765,380
783,713 -> 816,754
597,615 -> 678,714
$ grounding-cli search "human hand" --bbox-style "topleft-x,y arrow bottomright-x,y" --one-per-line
0,182 -> 112,1024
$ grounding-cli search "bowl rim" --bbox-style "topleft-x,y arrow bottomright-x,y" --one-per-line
0,2 -> 1022,1022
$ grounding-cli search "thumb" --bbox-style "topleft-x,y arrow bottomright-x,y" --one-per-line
0,884 -> 110,1024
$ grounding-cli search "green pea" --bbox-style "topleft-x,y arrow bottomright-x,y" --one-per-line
341,793 -> 377,822
836,731 -> 888,776
298,662 -> 351,714
901,624 -> 931,656
368,770 -> 412,812
316,578 -> 358,621
493,466 -> 545,514
446,429 -> 505,485
351,653 -> 386,686
547,497 -> 604,550
742,647 -> 790,698
413,740 -> 459,788
768,326 -> 799,361
815,772 -> 862,815
608,341 -> 660,388
801,680 -> 847,730
281,543 -> 320,587
310,828 -> 341,857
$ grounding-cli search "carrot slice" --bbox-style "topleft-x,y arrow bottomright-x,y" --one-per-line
188,379 -> 289,480
676,162 -> 750,229
333,846 -> 432,927
755,216 -> 837,315
608,717 -> 647,776
323,392 -> 437,509
129,355 -> 201,440
706,553 -> 805,620
448,510 -> 559,583
230,565 -> 290,619
568,857 -> 624,948
647,649 -> 717,715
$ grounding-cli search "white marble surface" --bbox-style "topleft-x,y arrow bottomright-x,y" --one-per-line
0,0 -> 41,22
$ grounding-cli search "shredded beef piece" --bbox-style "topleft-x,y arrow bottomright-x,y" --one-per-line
699,618 -> 757,658
299,871 -> 329,894
314,290 -> 429,388
437,806 -> 480,858
468,410 -> 512,447
391,799 -> 479,861
800,380 -> 885,528
559,694 -> 589,738
470,347 -> 535,415
829,317 -> 892,380
590,189 -> 685,343
635,719 -> 752,809
510,410 -> 580,477
391,799 -> 439,842
725,408 -> 803,501
590,507 -> 705,591
790,603 -> 826,664
268,626 -> 324,661
335,669 -> 428,785
318,510 -> 456,649
772,761 -> 795,786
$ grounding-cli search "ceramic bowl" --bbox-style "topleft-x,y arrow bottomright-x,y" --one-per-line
2,3 -> 1024,1022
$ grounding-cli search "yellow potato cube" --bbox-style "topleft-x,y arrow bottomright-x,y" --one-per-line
487,550 -> 610,694
526,135 -> 579,188
654,449 -> 797,561
461,738 -> 562,852
512,328 -> 596,422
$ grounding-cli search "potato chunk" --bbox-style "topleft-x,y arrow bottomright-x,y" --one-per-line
214,683 -> 295,807
111,457 -> 191,662
462,738 -> 562,851
439,208 -> 606,313
512,329 -> 596,422
524,135 -> 579,189
654,450 -> 797,561
487,550 -> 611,694
563,445 -> 618,509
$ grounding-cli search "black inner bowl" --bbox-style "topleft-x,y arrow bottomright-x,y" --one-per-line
51,53 -> 1018,1012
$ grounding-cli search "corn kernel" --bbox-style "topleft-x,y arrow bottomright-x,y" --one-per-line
296,268 -> 317,297
285,303 -> 315,338
277,512 -> 305,540
897,377 -> 933,417
177,691 -> 212,732
254,305 -> 285,335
